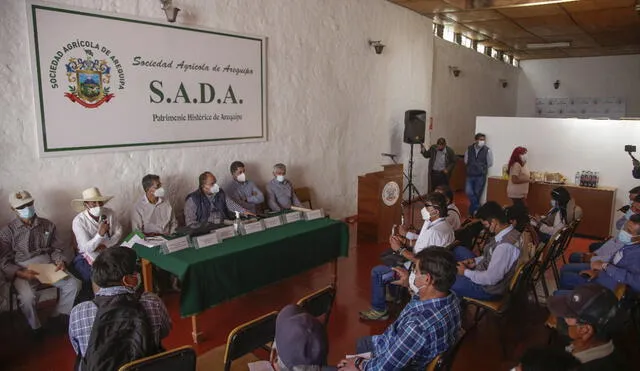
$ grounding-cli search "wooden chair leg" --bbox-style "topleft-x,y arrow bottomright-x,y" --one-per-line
540,276 -> 549,297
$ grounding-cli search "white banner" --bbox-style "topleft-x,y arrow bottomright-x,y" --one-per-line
26,1 -> 267,156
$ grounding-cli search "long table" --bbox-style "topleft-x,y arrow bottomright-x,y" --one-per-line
133,218 -> 349,342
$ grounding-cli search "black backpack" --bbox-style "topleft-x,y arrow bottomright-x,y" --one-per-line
77,293 -> 159,371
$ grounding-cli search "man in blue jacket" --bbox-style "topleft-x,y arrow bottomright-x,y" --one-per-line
558,214 -> 640,294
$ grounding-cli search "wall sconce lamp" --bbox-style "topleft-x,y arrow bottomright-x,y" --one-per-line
449,66 -> 461,77
368,40 -> 385,55
554,80 -> 560,89
500,79 -> 508,88
160,0 -> 180,23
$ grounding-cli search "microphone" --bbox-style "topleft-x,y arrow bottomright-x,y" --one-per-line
101,215 -> 110,238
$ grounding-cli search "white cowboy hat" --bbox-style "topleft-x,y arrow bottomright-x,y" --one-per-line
71,187 -> 113,212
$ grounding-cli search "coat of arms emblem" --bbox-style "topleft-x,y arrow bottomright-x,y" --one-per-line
64,49 -> 115,108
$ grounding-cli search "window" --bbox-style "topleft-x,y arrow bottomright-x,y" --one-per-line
512,58 -> 519,67
476,43 -> 486,54
443,25 -> 455,42
461,35 -> 472,49
491,48 -> 499,59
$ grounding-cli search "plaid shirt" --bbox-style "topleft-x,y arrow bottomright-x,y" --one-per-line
362,292 -> 461,371
68,286 -> 172,357
0,216 -> 66,280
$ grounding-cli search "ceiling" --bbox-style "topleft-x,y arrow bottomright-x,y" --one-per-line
388,0 -> 640,60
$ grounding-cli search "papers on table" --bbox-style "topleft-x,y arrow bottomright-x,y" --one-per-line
27,263 -> 68,284
121,233 -> 167,248
248,361 -> 274,371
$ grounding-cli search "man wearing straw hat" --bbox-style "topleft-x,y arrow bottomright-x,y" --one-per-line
71,187 -> 123,283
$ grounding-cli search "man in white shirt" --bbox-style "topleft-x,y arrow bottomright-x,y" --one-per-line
452,202 -> 521,300
435,185 -> 461,230
131,174 -> 177,236
359,192 -> 454,320
71,187 -> 123,283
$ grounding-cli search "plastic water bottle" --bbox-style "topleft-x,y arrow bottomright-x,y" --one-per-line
574,171 -> 580,186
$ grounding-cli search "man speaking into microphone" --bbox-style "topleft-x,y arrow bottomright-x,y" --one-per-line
420,137 -> 456,192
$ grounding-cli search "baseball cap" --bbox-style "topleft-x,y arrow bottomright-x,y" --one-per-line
275,304 -> 328,368
9,190 -> 34,209
547,284 -> 618,327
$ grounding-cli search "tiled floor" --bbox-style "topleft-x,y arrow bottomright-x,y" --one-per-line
0,193 -> 636,370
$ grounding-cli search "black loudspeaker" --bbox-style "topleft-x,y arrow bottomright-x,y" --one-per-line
403,110 -> 426,144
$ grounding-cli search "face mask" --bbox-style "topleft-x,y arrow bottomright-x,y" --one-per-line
618,230 -> 637,245
89,206 -> 103,217
625,209 -> 634,219
550,200 -> 557,208
276,175 -> 285,182
520,154 -> 527,162
409,271 -> 424,295
210,183 -> 220,194
153,187 -> 165,198
421,207 -> 431,221
477,140 -> 485,147
17,206 -> 35,219
236,173 -> 246,182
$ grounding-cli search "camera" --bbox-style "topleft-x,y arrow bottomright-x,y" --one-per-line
625,145 -> 636,153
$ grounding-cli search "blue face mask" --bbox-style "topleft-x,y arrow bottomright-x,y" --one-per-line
618,230 -> 636,245
625,209 -> 634,220
17,206 -> 35,219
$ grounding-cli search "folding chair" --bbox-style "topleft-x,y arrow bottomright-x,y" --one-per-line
425,329 -> 467,371
463,259 -> 537,356
118,345 -> 196,371
198,311 -> 278,371
531,227 -> 568,298
294,187 -> 313,209
296,285 -> 336,327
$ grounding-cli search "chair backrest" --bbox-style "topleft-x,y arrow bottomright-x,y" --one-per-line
535,227 -> 568,280
425,329 -> 467,371
552,222 -> 578,262
224,311 -> 278,371
296,285 -> 336,327
118,346 -> 196,371
294,187 -> 313,209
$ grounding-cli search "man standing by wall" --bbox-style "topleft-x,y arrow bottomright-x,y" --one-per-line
465,133 -> 493,216
421,137 -> 456,192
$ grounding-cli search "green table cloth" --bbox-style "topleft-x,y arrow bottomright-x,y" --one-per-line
133,218 -> 349,317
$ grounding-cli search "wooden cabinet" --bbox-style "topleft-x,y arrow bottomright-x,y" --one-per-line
486,177 -> 617,239
357,164 -> 403,244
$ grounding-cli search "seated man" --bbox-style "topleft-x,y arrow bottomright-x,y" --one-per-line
558,214 -> 640,294
587,190 -> 640,254
452,202 -> 521,300
615,194 -> 640,231
69,247 -> 171,369
184,171 -> 251,227
266,163 -> 302,212
225,161 -> 265,214
547,284 -> 628,370
271,304 -> 329,371
71,187 -> 123,283
360,192 -> 454,320
339,248 -> 461,371
618,186 -> 640,214
434,185 -> 461,230
0,190 -> 80,334
132,174 -> 177,236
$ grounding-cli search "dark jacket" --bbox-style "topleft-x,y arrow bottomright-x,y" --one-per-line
466,145 -> 490,177
578,347 -> 629,371
185,188 -> 233,224
421,145 -> 456,175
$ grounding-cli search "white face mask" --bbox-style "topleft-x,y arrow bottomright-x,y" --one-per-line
551,199 -> 557,208
211,183 -> 220,194
89,206 -> 103,217
408,271 -> 423,295
236,173 -> 246,182
153,187 -> 165,198
276,175 -> 285,182
520,154 -> 527,162
477,140 -> 485,147
421,207 -> 431,221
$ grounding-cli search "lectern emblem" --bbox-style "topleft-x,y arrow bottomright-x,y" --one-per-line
382,181 -> 400,206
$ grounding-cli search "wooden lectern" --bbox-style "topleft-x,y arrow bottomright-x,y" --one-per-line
357,164 -> 403,244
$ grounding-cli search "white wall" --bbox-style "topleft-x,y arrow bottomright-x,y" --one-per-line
430,38 -> 520,154
0,0 -> 433,250
517,55 -> 640,118
477,116 -> 640,235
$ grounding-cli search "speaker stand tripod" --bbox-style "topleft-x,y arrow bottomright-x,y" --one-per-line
387,144 -> 424,226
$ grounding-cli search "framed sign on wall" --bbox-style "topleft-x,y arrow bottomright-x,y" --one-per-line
26,1 -> 267,156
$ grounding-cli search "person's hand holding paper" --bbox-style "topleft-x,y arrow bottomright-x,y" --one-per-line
27,263 -> 68,284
